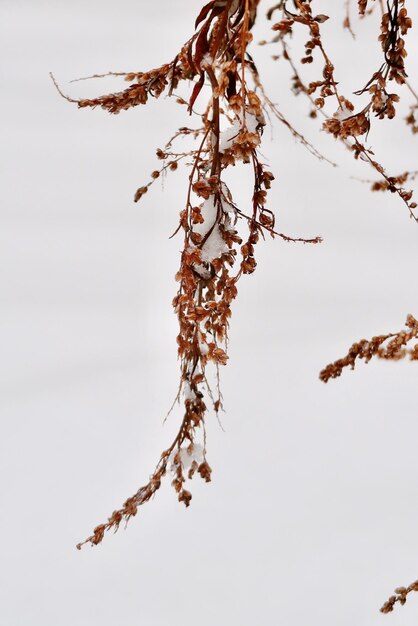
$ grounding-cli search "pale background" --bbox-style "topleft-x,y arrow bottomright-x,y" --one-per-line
2,2 -> 418,625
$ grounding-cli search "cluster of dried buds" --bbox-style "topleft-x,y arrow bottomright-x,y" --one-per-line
368,169 -> 417,193
320,314 -> 418,382
266,0 -> 417,220
381,579 -> 418,613
55,0 -> 323,549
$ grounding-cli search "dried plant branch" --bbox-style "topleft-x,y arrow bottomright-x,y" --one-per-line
381,580 -> 418,613
320,314 -> 418,383
54,0 -> 322,549
54,0 -> 418,555
266,0 -> 417,221
352,169 -> 418,192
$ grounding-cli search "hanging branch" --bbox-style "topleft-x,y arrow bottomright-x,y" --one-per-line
54,0 -> 322,549
381,580 -> 418,613
266,0 -> 417,220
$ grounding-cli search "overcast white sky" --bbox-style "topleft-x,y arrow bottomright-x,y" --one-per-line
2,2 -> 418,625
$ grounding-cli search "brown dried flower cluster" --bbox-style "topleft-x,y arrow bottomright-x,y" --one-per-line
54,0 -> 418,573
320,314 -> 418,382
55,0 -> 322,550
381,579 -> 418,613
265,0 -> 417,221
369,169 -> 417,194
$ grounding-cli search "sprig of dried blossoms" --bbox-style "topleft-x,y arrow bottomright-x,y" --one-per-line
320,314 -> 418,382
53,0 -> 418,550
54,0 -> 324,549
264,0 -> 417,219
381,579 -> 418,614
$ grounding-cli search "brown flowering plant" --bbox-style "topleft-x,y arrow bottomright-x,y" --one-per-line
54,1 -> 418,604
380,580 -> 418,614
